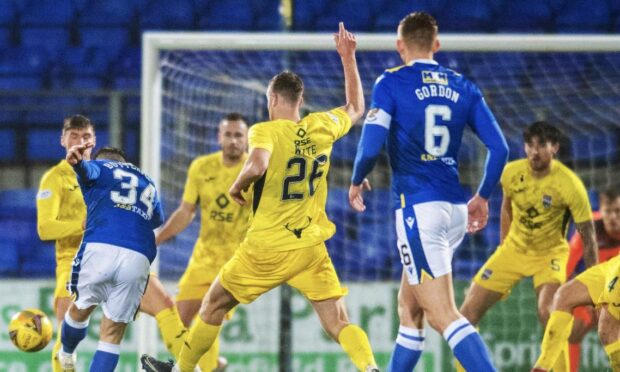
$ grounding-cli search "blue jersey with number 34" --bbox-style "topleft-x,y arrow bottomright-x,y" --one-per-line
73,160 -> 164,262
352,60 -> 508,208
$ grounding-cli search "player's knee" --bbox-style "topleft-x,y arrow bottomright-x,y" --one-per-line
397,299 -> 424,327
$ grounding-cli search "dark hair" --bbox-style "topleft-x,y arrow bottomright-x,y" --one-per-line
600,189 -> 620,204
223,112 -> 247,124
269,71 -> 304,104
63,114 -> 94,133
93,146 -> 126,162
398,12 -> 438,51
523,121 -> 562,145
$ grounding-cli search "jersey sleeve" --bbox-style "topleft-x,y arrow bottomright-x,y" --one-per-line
566,232 -> 584,277
151,194 -> 165,229
468,86 -> 509,199
566,173 -> 593,224
248,124 -> 274,153
36,170 -> 83,240
182,159 -> 200,205
73,160 -> 101,183
320,107 -> 352,141
350,74 -> 393,185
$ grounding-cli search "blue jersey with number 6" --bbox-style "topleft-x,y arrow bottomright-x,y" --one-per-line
351,60 -> 508,208
73,160 -> 164,262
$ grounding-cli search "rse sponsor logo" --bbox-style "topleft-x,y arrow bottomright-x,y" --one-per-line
210,211 -> 234,222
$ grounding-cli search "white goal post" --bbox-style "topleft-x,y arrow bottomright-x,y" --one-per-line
139,32 -> 620,368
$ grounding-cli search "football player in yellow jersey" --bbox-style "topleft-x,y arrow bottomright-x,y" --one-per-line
37,115 -> 186,372
458,121 -> 598,372
154,113 -> 250,371
141,22 -> 379,372
528,189 -> 620,371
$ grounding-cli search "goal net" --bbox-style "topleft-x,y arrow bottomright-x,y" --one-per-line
142,33 -> 620,372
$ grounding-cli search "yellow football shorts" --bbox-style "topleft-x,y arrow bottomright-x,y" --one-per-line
473,244 -> 567,295
220,241 -> 348,304
598,256 -> 620,320
575,256 -> 620,305
177,260 -> 220,301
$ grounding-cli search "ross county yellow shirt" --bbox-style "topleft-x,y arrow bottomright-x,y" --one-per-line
182,151 -> 250,266
244,107 -> 351,251
501,159 -> 592,256
36,160 -> 85,264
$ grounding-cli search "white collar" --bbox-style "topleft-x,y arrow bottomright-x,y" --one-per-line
407,59 -> 438,66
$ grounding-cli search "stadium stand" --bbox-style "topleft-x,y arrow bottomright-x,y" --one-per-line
1,0 -> 619,281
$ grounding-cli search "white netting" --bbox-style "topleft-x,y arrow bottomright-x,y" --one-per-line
153,45 -> 620,371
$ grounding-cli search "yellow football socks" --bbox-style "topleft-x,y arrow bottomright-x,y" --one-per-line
535,310 -> 574,370
604,339 -> 620,372
338,324 -> 376,371
197,336 -> 219,372
177,318 -> 221,372
51,327 -> 62,372
155,307 -> 187,357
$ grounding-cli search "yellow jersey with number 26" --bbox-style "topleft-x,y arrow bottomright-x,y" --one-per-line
244,107 -> 351,251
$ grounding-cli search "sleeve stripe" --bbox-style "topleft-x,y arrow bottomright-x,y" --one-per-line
364,108 -> 391,129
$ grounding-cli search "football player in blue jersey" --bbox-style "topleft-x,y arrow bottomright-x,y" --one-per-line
56,144 -> 164,372
349,12 -> 508,372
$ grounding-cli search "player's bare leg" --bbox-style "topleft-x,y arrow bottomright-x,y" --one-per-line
52,296 -> 72,372
459,283 -> 503,326
311,296 -> 378,371
412,273 -> 495,372
177,300 -> 202,327
533,280 -> 592,371
599,306 -> 620,371
387,271 -> 426,372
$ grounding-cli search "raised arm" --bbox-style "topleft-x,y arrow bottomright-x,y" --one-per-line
155,201 -> 196,245
67,142 -> 100,182
335,22 -> 364,123
574,220 -> 598,269
229,148 -> 271,205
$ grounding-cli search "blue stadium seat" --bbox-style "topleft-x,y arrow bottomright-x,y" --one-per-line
0,0 -> 17,26
436,0 -> 496,32
0,27 -> 11,47
0,189 -> 37,218
373,0 -> 447,31
123,129 -> 139,162
20,27 -> 69,51
27,129 -> 65,160
555,0 -> 611,33
0,76 -> 42,89
20,0 -> 75,26
314,0 -> 374,32
111,47 -> 140,88
0,241 -> 19,276
79,0 -> 137,27
330,126 -> 360,162
79,28 -> 129,54
141,0 -> 195,30
496,1 -> 554,32
0,129 -> 16,161
292,0 -> 329,30
251,0 -> 281,30
198,0 -> 254,30
0,47 -> 49,74
19,241 -> 56,278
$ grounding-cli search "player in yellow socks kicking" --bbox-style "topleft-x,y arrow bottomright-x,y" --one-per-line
459,121 -> 598,372
531,253 -> 620,371
37,115 -> 186,372
141,22 -> 379,372
154,113 -> 250,371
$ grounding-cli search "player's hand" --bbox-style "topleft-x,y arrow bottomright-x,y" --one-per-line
334,22 -> 357,60
348,178 -> 371,212
229,183 -> 246,206
467,193 -> 489,233
65,142 -> 94,165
